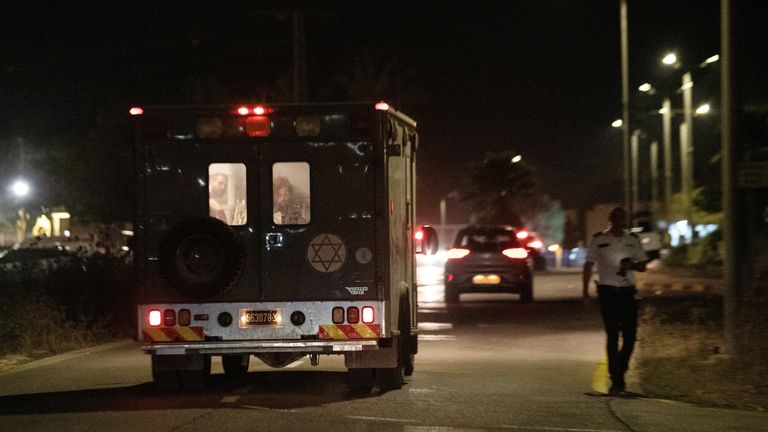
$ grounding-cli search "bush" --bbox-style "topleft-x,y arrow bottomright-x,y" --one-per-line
0,252 -> 134,356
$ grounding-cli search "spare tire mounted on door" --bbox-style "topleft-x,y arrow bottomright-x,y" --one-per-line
160,217 -> 245,300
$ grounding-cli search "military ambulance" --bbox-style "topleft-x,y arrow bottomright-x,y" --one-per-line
130,102 -> 437,392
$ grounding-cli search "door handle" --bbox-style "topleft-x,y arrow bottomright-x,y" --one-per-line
265,232 -> 284,250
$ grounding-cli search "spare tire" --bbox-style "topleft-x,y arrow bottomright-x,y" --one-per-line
160,217 -> 245,300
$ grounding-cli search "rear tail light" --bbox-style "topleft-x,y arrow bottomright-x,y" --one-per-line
516,230 -> 529,240
446,273 -> 455,282
361,306 -> 375,324
502,248 -> 528,259
245,116 -> 271,137
414,230 -> 424,240
178,309 -> 191,326
527,240 -> 543,250
163,309 -> 176,326
148,309 -> 162,327
347,307 -> 360,324
332,307 -> 345,324
447,248 -> 471,259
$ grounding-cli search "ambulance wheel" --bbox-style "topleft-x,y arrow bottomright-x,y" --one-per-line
400,297 -> 415,376
179,355 -> 211,390
222,354 -> 250,378
151,355 -> 180,391
160,217 -> 245,300
348,368 -> 375,394
377,336 -> 405,392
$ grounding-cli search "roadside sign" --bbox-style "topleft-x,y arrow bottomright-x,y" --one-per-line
737,162 -> 768,189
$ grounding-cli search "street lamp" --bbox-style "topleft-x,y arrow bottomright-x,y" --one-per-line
9,178 -> 31,244
10,179 -> 30,198
662,52 -> 719,239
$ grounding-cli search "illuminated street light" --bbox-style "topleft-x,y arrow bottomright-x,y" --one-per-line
638,83 -> 654,93
10,179 -> 30,197
662,52 -> 678,65
611,119 -> 623,128
695,103 -> 711,115
511,154 -> 522,163
704,54 -> 720,65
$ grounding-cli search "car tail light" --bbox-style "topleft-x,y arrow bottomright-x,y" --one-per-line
245,116 -> 271,137
148,310 -> 162,327
414,230 -> 424,241
163,309 -> 176,326
502,248 -> 528,259
446,248 -> 471,259
361,306 -> 375,323
516,230 -> 529,240
446,273 -> 455,282
527,240 -> 543,250
178,309 -> 191,326
347,307 -> 360,324
332,307 -> 345,324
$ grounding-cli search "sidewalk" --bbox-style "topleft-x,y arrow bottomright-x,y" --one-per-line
611,397 -> 768,432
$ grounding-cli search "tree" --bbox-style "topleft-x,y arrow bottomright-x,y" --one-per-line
461,151 -> 545,227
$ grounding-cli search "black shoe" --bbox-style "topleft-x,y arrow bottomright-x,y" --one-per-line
608,385 -> 625,396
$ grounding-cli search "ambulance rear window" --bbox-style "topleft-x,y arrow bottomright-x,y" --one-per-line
208,163 -> 247,226
272,162 -> 310,225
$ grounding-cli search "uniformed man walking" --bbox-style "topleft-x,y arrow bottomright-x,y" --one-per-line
582,206 -> 648,395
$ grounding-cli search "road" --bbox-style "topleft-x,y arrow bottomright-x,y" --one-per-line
0,270 -> 637,432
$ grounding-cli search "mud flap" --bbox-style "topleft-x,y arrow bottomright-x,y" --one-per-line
344,343 -> 398,368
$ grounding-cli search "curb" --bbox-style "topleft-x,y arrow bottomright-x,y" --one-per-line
636,273 -> 725,297
0,339 -> 135,376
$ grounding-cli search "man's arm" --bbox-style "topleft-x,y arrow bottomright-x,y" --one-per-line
582,261 -> 594,298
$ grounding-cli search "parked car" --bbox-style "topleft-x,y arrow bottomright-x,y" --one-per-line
443,225 -> 533,303
0,246 -> 78,272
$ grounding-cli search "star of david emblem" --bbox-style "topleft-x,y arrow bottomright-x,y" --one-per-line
307,234 -> 346,272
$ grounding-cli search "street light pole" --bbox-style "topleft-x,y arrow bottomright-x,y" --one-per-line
631,129 -> 640,213
620,0 -> 631,216
682,71 -> 696,235
650,139 -> 659,215
662,98 -> 673,221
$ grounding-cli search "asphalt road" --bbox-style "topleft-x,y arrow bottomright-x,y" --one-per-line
0,270 -> 638,432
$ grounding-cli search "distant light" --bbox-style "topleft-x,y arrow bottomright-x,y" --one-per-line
638,83 -> 653,92
236,106 -> 250,115
121,230 -> 134,236
681,81 -> 693,91
11,180 -> 30,197
511,155 -> 522,163
662,53 -> 678,65
695,104 -> 711,115
658,107 -> 669,114
63,229 -> 71,237
527,240 -> 543,250
121,246 -> 130,251
129,107 -> 144,116
704,54 -> 720,64
516,230 -> 529,240
547,244 -> 561,252
611,119 -> 623,128
374,101 -> 389,111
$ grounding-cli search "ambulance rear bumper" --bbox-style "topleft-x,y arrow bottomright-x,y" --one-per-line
143,339 -> 380,356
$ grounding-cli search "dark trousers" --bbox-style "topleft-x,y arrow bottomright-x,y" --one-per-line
597,285 -> 638,390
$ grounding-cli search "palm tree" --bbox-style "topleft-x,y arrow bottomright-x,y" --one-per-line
462,150 -> 544,227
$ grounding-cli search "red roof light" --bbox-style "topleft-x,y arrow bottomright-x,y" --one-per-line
129,107 -> 144,116
236,106 -> 250,116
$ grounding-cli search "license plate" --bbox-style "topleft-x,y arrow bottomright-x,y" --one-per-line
239,309 -> 281,327
472,274 -> 501,285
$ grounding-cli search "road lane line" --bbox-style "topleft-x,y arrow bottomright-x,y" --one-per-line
500,426 -> 622,432
347,415 -> 418,423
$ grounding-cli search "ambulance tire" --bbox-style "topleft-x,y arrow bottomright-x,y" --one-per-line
400,297 -> 415,376
348,368 -> 375,395
222,354 -> 250,379
377,336 -> 405,392
178,355 -> 211,390
160,217 -> 245,300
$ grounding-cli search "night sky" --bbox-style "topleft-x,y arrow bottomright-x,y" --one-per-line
2,1 -> 765,224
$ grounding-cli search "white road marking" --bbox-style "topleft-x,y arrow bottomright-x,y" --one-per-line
347,416 -> 419,423
418,334 -> 456,341
242,405 -> 297,412
418,322 -> 454,331
220,396 -> 240,403
405,427 -> 485,432
500,426 -> 622,432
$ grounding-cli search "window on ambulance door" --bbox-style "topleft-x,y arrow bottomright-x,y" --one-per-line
273,162 -> 310,225
208,163 -> 247,225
